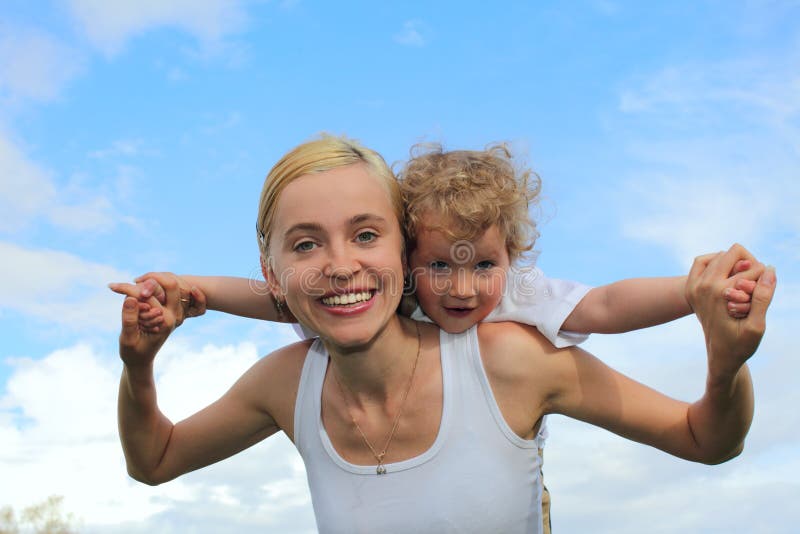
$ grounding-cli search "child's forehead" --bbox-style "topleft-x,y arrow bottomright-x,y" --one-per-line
415,220 -> 508,257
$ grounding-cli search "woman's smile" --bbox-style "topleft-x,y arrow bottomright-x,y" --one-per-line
318,289 -> 377,316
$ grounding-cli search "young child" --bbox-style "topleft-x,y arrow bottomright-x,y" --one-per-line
112,142 -> 755,533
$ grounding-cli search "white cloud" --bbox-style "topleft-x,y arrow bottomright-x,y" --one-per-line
547,420 -> 800,533
0,340 -> 316,532
0,132 -> 133,234
619,58 -> 800,123
88,139 -> 144,159
0,344 -> 175,524
393,20 -> 428,47
0,133 -> 57,233
620,171 -> 779,268
62,0 -> 249,57
614,55 -> 800,265
0,241 -> 130,331
0,23 -> 85,105
545,306 -> 799,533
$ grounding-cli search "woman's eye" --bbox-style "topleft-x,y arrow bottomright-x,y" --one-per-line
294,241 -> 316,252
430,261 -> 449,270
476,260 -> 495,270
356,231 -> 377,243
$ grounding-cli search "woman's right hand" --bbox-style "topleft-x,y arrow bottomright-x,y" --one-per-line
114,273 -> 191,366
118,295 -> 172,367
109,273 -> 207,332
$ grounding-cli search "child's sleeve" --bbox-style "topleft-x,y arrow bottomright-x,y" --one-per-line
485,266 -> 592,348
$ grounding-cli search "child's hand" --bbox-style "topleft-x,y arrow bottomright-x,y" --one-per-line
135,273 -> 208,322
109,279 -> 162,332
724,259 -> 761,319
109,274 -> 207,333
118,277 -> 184,367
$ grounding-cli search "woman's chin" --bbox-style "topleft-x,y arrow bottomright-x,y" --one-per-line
313,316 -> 395,352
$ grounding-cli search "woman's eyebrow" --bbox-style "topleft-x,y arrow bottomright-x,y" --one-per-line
350,213 -> 389,226
284,222 -> 324,237
282,215 -> 387,242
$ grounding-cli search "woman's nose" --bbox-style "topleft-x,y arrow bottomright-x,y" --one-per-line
322,244 -> 362,279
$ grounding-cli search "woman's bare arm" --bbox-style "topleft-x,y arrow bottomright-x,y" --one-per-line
481,245 -> 774,464
116,274 -> 302,485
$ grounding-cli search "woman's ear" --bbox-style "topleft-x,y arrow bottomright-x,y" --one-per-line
261,255 -> 289,320
260,255 -> 281,297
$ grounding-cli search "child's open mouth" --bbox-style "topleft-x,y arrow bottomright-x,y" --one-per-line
444,306 -> 473,317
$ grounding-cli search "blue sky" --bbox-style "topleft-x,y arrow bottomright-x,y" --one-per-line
1,1 -> 798,532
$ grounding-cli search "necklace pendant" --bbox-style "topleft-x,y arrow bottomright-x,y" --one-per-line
376,464 -> 387,475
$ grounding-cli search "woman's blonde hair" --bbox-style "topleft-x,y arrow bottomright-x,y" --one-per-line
398,142 -> 541,263
256,134 -> 403,259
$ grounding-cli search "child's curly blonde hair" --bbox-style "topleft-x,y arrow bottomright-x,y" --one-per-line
398,142 -> 541,263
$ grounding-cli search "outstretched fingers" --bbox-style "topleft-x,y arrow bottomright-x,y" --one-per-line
109,282 -> 146,300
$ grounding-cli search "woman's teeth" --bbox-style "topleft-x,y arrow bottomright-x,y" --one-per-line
321,291 -> 372,306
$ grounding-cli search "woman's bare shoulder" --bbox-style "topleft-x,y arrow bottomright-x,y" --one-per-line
243,338 -> 315,388
478,320 -> 557,360
477,322 -> 559,382
262,338 -> 315,366
231,339 -> 315,430
478,322 -> 570,402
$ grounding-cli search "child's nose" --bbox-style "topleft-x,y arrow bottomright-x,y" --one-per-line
449,270 -> 476,298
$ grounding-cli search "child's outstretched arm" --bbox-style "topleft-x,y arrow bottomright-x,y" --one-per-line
562,257 -> 756,334
110,273 -> 295,330
177,275 -> 292,322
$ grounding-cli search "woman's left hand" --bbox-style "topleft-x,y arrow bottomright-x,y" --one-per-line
687,244 -> 776,380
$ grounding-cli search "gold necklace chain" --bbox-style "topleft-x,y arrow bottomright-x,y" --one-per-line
331,323 -> 422,475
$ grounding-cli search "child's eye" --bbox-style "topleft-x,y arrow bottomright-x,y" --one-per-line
476,260 -> 495,270
430,261 -> 450,270
355,231 -> 377,243
294,241 -> 316,252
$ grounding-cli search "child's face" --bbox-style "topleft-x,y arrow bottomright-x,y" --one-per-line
408,217 -> 510,333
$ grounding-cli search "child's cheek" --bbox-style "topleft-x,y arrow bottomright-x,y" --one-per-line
484,270 -> 507,308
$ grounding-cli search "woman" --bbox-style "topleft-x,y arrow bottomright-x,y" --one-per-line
117,135 -> 775,533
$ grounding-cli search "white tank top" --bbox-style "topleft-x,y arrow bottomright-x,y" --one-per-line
293,326 -> 544,534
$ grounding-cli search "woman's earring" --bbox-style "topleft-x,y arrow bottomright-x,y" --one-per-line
273,294 -> 286,320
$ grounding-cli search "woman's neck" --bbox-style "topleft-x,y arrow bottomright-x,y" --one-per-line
324,315 -> 420,401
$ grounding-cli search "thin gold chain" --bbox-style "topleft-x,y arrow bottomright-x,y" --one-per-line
331,322 -> 422,474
